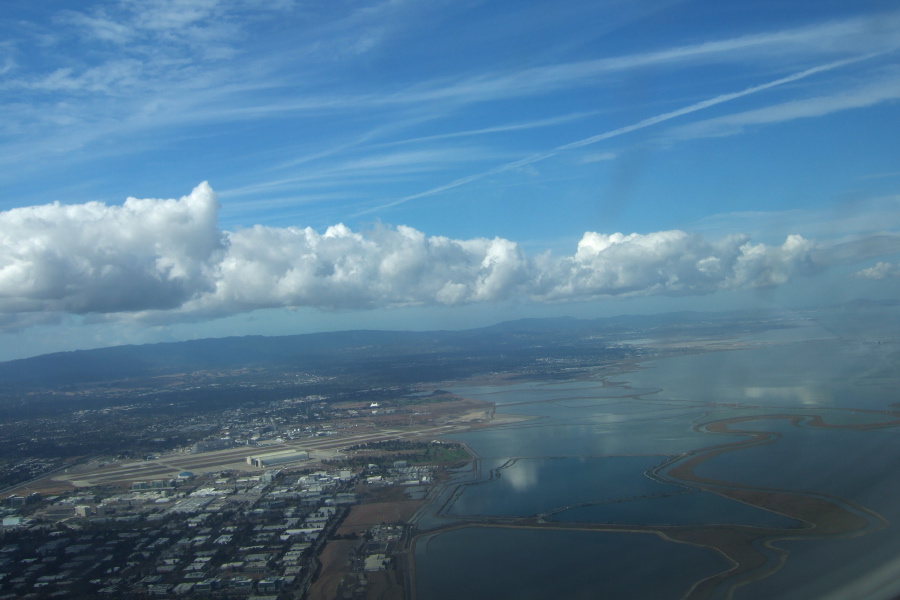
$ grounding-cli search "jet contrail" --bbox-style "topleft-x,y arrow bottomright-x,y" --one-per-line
356,52 -> 883,216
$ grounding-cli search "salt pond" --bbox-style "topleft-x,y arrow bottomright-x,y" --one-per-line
413,526 -> 729,600
412,332 -> 900,599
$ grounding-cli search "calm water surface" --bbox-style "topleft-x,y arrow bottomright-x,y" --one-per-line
413,333 -> 900,599
414,526 -> 729,600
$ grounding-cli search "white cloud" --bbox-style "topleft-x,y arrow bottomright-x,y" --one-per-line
184,222 -> 530,316
382,112 -> 599,148
0,182 -> 223,315
577,151 -> 617,164
26,59 -> 145,93
529,231 -> 818,301
668,68 -> 900,140
2,183 -> 889,331
59,0 -> 251,54
2,6 -> 898,197
62,11 -> 135,44
362,55 -> 875,215
386,13 -> 900,106
125,0 -> 222,32
855,262 -> 900,279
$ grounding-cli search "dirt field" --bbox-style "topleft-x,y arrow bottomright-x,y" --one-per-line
337,500 -> 423,536
364,570 -> 405,600
306,539 -> 358,600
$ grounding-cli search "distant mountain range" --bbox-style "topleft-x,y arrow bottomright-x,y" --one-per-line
0,308 -> 804,390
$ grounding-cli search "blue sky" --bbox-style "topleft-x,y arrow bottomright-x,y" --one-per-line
1,0 -> 899,360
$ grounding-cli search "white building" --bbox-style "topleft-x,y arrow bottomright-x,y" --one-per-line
246,450 -> 309,468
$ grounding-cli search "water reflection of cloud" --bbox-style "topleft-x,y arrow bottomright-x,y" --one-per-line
743,386 -> 831,406
503,460 -> 541,492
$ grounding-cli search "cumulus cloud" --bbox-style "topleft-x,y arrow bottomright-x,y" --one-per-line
0,183 -> 886,330
184,222 -> 530,315
529,231 -> 817,301
0,182 -> 222,315
855,262 -> 900,279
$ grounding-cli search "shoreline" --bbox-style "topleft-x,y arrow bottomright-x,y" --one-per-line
403,345 -> 899,600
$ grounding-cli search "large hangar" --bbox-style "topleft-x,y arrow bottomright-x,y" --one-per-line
246,450 -> 310,469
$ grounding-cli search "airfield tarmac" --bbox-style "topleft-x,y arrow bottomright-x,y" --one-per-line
51,422 -> 477,488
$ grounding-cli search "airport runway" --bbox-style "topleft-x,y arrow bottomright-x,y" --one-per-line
53,423 -> 470,487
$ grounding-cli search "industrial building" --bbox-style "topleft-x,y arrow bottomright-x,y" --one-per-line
246,449 -> 310,469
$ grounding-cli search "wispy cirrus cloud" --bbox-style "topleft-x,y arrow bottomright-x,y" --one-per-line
369,12 -> 900,107
56,0 -> 260,58
222,147 -> 502,200
667,67 -> 900,140
2,3 -> 899,226
358,53 -> 881,215
379,112 -> 601,147
695,194 -> 900,242
4,7 -> 898,151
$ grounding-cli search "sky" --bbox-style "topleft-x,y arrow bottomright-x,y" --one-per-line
1,0 -> 899,361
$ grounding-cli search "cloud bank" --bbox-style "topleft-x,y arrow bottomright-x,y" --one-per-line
0,183 -> 890,329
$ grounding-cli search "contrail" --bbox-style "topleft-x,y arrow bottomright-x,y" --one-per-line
356,52 -> 882,216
